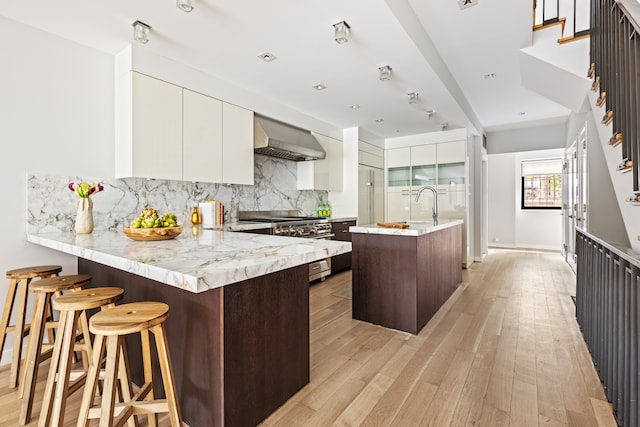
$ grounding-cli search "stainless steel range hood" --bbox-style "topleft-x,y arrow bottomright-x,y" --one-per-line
254,115 -> 326,161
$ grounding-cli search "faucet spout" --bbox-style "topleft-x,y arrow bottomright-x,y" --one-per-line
414,185 -> 438,223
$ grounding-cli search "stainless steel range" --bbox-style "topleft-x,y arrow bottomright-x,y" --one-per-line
238,210 -> 333,281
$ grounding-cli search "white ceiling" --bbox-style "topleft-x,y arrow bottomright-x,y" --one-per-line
0,0 -> 578,139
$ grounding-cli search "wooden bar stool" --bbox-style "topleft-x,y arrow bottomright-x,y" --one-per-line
39,287 -> 125,427
0,265 -> 62,389
77,301 -> 183,427
18,274 -> 92,425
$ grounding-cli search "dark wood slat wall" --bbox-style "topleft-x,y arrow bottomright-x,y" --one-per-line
591,0 -> 640,191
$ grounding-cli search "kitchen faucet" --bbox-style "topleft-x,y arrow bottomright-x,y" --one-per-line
415,185 -> 438,224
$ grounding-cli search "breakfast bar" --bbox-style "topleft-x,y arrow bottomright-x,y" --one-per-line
350,220 -> 463,335
28,229 -> 351,427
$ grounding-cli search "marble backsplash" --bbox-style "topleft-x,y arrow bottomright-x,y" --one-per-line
28,155 -> 327,233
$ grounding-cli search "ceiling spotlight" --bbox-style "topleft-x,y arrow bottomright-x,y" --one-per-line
312,84 -> 327,90
375,118 -> 384,123
132,20 -> 151,44
349,104 -> 360,109
426,109 -> 436,120
408,92 -> 419,104
484,73 -> 496,78
257,52 -> 277,62
441,123 -> 449,131
378,65 -> 392,81
177,0 -> 194,12
333,21 -> 350,44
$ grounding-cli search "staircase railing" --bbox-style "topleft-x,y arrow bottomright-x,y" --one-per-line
535,0 -> 561,26
590,0 -> 640,193
534,0 -> 590,40
576,229 -> 640,426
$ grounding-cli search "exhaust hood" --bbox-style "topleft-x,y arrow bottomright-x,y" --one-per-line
254,115 -> 326,161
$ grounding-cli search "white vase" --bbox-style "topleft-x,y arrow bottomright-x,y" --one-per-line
75,197 -> 94,234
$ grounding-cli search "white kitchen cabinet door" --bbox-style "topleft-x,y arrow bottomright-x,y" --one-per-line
436,140 -> 466,164
182,89 -> 223,183
131,72 -> 183,180
386,147 -> 411,168
410,144 -> 436,166
222,103 -> 254,185
386,187 -> 411,222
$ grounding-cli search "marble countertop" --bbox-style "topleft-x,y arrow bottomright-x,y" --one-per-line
27,229 -> 351,293
350,219 -> 463,236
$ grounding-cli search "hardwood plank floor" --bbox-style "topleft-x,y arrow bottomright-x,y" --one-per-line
262,249 -> 616,427
0,249 -> 617,426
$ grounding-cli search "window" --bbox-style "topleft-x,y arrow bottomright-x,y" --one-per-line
521,158 -> 562,209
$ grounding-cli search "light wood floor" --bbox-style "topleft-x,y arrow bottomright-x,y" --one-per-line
261,249 -> 616,427
0,249 -> 617,426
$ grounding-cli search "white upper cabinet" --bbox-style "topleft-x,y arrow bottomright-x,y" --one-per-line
410,144 -> 436,166
130,72 -> 183,181
386,147 -> 411,168
222,103 -> 254,185
116,71 -> 254,185
297,133 -> 343,191
436,140 -> 466,164
182,89 -> 223,183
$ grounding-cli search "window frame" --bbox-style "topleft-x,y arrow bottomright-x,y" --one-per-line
520,173 -> 562,210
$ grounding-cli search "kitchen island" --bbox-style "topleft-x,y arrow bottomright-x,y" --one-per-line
350,220 -> 462,335
27,228 -> 351,427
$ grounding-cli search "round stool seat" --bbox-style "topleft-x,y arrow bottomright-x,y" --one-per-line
52,287 -> 124,312
6,265 -> 62,280
28,274 -> 91,293
90,301 -> 169,336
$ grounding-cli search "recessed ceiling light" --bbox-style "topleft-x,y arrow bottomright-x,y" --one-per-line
484,73 -> 496,78
518,111 -> 526,115
349,104 -> 360,109
458,0 -> 479,10
177,0 -> 194,13
375,118 -> 384,123
312,84 -> 327,90
257,52 -> 277,62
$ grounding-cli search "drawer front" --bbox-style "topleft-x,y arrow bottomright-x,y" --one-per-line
331,220 -> 355,242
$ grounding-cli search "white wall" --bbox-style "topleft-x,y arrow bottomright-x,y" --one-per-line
488,149 -> 564,251
0,16 -> 114,364
486,121 -> 568,154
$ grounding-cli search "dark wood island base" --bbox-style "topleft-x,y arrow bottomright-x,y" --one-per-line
79,258 -> 310,427
352,223 -> 462,335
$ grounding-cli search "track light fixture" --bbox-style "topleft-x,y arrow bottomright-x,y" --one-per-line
378,65 -> 392,81
426,109 -> 436,120
333,21 -> 350,44
132,20 -> 151,44
408,92 -> 419,104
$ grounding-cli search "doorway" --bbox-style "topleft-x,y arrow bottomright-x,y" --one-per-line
563,125 -> 587,272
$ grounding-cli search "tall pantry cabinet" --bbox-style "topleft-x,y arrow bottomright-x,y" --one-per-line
385,140 -> 471,267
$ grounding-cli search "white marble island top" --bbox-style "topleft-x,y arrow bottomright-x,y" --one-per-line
27,229 -> 351,293
350,219 -> 463,236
